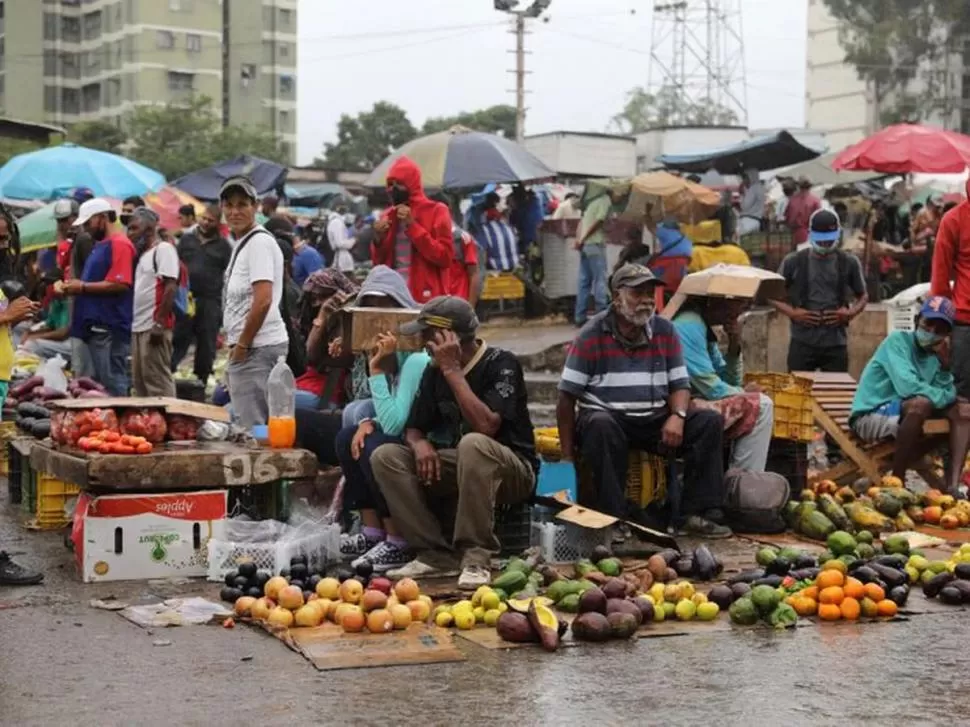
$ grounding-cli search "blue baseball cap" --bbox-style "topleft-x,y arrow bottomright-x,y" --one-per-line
920,296 -> 956,326
808,208 -> 841,244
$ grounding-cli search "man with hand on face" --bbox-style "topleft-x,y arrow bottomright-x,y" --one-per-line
772,208 -> 868,373
60,198 -> 136,395
370,296 -> 537,589
851,296 -> 970,494
128,207 -> 177,397
557,263 -> 729,537
371,156 -> 453,305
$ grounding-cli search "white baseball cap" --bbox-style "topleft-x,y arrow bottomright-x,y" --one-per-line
73,198 -> 114,226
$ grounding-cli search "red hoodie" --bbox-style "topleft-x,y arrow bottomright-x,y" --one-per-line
931,181 -> 970,324
371,156 -> 453,304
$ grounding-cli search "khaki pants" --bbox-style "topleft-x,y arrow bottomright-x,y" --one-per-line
131,330 -> 176,397
371,433 -> 535,569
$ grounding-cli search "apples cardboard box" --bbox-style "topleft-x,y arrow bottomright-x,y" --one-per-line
72,490 -> 228,583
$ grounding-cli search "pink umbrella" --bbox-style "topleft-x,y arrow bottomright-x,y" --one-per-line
833,123 -> 970,174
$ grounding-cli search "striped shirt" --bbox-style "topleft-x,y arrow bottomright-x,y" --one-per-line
478,219 -> 519,272
558,309 -> 689,418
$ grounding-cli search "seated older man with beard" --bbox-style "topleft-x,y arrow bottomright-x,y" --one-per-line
556,264 -> 730,538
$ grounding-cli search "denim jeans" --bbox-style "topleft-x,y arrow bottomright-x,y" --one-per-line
342,399 -> 376,428
86,331 -> 130,396
334,424 -> 400,517
575,244 -> 609,325
294,389 -> 321,411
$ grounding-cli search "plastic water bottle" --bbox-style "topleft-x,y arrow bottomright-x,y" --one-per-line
266,356 -> 296,449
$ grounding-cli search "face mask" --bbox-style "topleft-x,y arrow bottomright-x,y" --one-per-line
90,225 -> 107,242
810,240 -> 836,256
915,328 -> 944,349
389,186 -> 410,205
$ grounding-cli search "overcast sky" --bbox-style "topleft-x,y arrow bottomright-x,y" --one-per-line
295,0 -> 808,165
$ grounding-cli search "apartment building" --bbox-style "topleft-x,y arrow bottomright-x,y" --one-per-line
1,0 -> 297,161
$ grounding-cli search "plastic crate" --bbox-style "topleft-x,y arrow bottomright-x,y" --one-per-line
530,520 -> 613,563
6,440 -> 22,505
29,474 -> 80,530
206,521 -> 341,580
745,372 -> 815,443
480,273 -> 525,301
495,502 -> 532,556
889,302 -> 919,332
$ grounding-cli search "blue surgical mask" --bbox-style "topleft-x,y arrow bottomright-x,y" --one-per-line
810,240 -> 837,256
915,328 -> 944,349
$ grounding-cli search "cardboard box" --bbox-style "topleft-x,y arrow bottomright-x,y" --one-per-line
662,264 -> 787,319
48,397 -> 230,423
339,306 -> 423,352
73,490 -> 228,582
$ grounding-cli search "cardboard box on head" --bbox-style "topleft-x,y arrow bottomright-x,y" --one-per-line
339,306 -> 424,353
661,263 -> 787,319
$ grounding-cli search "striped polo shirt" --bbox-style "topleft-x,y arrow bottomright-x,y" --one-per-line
558,308 -> 689,417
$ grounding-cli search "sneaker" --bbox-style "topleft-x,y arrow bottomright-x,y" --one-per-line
387,559 -> 458,580
611,523 -> 631,545
457,565 -> 491,590
340,533 -> 375,558
0,551 -> 43,586
353,541 -> 414,574
678,515 -> 733,539
704,509 -> 727,526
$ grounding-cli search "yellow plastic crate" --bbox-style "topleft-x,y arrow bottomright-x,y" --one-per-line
32,475 -> 80,530
744,372 -> 815,442
480,273 -> 525,301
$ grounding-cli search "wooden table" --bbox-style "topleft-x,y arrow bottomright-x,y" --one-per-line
28,439 -> 317,490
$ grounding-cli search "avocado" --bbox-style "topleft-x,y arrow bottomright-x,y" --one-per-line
631,596 -> 655,623
571,612 -> 612,642
504,557 -> 532,575
224,570 -> 240,588
601,578 -> 629,600
557,593 -> 581,613
606,598 -> 643,626
545,580 -> 572,604
574,559 -> 597,578
607,612 -> 639,639
233,575 -> 250,590
289,563 -> 309,581
238,562 -> 257,579
495,611 -> 538,643
596,558 -> 623,577
855,530 -> 874,545
826,530 -> 858,556
578,587 -> 607,615
755,547 -> 779,567
856,543 -> 876,560
220,586 -> 243,603
492,569 -> 529,593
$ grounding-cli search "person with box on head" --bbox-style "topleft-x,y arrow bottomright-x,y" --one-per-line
851,296 -> 970,494
370,296 -> 537,589
220,175 -> 289,429
556,263 -> 730,538
772,208 -> 868,373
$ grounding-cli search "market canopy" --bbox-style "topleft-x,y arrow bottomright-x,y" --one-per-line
364,125 -> 555,190
657,130 -> 824,174
173,154 -> 288,201
0,143 -> 165,201
584,171 -> 721,224
284,182 -> 351,208
773,151 -> 885,186
832,123 -> 970,174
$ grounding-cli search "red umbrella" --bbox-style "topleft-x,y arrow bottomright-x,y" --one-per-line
832,123 -> 970,174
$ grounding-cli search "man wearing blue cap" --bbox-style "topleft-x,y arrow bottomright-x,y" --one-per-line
773,208 -> 868,373
850,295 -> 970,493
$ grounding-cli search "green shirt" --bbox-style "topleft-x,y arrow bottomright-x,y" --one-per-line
580,195 -> 611,246
45,298 -> 69,331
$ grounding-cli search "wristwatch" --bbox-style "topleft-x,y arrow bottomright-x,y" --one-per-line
673,409 -> 687,420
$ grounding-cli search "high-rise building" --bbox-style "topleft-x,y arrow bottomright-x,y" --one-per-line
0,0 -> 297,161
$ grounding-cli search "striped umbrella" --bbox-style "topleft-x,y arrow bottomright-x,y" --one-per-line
142,186 -> 207,232
364,126 -> 555,191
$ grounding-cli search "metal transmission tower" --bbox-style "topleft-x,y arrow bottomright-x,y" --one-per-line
647,0 -> 748,127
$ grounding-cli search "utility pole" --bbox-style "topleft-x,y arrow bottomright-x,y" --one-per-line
495,1 -> 551,143
221,0 -> 230,128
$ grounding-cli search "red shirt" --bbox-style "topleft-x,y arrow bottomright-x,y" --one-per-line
931,201 -> 970,324
447,229 -> 479,301
784,191 -> 821,244
56,238 -> 72,276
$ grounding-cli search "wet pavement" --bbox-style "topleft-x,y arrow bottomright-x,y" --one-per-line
4,494 -> 969,727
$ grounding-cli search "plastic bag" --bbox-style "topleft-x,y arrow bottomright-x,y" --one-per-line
166,414 -> 200,441
120,408 -> 167,443
37,355 -> 68,395
52,407 -> 119,445
197,420 -> 231,442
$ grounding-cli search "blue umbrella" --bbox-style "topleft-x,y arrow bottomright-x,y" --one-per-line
0,143 -> 165,200
173,154 -> 288,201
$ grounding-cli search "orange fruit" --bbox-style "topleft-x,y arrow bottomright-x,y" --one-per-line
821,559 -> 847,574
843,577 -> 865,600
863,583 -> 885,603
819,586 -> 845,605
793,597 -> 817,617
840,597 -> 861,620
860,597 -> 878,618
801,586 -> 819,601
818,603 -> 841,621
876,599 -> 898,618
816,570 -> 845,590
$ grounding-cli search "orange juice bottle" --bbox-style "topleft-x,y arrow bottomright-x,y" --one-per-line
268,416 -> 296,449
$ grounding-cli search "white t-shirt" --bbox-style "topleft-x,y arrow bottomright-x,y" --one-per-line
223,227 -> 288,348
132,241 -> 179,333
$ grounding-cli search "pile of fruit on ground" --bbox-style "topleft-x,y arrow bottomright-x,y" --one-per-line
788,475 -> 970,541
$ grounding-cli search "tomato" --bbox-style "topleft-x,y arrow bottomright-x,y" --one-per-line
116,444 -> 135,454
135,442 -> 153,454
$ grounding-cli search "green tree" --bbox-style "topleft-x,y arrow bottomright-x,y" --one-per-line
126,96 -> 284,180
315,102 -> 416,171
421,105 -> 517,138
0,138 -> 45,167
68,120 -> 127,154
610,85 -> 739,133
822,0 -> 968,126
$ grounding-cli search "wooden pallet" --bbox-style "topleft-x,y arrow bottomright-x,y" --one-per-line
801,371 -> 949,485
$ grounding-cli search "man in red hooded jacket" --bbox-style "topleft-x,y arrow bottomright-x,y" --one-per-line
931,179 -> 970,398
372,157 -> 453,304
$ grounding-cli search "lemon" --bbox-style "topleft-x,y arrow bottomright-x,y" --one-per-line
435,611 -> 454,627
696,602 -> 720,621
453,610 -> 476,630
482,592 -> 501,611
473,606 -> 486,623
497,601 -> 508,613
483,609 -> 501,627
471,586 -> 491,607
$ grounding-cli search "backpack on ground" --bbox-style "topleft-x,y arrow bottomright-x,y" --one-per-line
153,246 -> 194,319
723,469 -> 790,534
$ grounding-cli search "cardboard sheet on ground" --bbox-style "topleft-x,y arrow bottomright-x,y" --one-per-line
259,622 -> 465,671
118,597 -> 231,628
536,495 -> 678,550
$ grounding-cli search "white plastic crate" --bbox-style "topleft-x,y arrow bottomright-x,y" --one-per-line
530,520 -> 612,563
889,302 -> 919,332
206,522 -> 341,581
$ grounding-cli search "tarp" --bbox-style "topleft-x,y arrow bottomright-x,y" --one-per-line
284,183 -> 350,207
584,172 -> 721,224
172,155 -> 288,201
657,130 -> 825,174
773,151 -> 886,186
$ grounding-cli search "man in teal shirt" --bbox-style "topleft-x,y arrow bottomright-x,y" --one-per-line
574,188 -> 620,326
851,295 -> 970,493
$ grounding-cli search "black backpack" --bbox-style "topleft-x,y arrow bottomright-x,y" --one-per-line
723,469 -> 790,534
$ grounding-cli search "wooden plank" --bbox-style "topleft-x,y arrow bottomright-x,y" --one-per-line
811,400 -> 883,484
48,396 -> 230,423
29,440 -> 317,489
